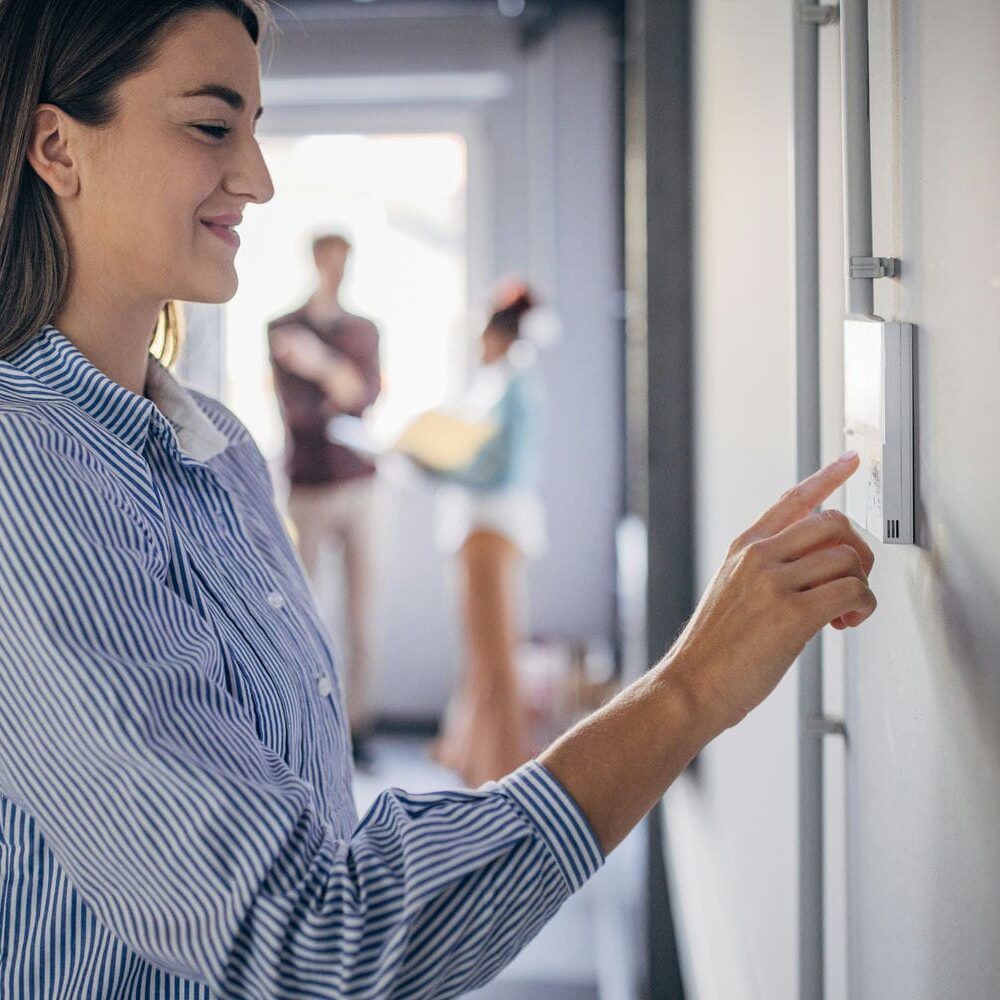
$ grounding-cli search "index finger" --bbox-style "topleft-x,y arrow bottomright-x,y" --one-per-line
748,451 -> 860,540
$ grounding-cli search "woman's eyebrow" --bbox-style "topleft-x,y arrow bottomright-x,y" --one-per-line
180,84 -> 264,121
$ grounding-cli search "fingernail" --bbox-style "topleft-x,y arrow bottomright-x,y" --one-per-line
837,450 -> 858,463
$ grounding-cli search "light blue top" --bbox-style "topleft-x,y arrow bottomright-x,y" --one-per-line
437,361 -> 544,491
0,326 -> 601,999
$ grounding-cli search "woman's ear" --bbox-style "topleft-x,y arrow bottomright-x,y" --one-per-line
26,104 -> 80,198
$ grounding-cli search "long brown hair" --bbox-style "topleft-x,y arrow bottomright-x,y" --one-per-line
0,0 -> 269,365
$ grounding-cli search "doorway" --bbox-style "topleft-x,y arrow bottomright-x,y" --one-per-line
222,130 -> 471,460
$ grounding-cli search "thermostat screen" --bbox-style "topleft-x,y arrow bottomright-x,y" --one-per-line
844,322 -> 883,433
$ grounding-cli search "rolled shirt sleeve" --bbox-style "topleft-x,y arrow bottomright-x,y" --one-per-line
0,413 -> 602,999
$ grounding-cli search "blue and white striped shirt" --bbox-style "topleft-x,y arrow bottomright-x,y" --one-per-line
0,326 -> 603,999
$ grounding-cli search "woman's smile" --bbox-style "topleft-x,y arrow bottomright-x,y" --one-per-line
200,212 -> 241,248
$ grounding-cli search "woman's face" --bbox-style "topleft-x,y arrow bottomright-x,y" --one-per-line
64,9 -> 273,305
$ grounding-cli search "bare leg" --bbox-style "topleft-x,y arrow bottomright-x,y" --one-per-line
452,530 -> 531,786
429,671 -> 474,772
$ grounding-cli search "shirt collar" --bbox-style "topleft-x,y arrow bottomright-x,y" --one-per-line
145,358 -> 229,462
8,326 -> 228,462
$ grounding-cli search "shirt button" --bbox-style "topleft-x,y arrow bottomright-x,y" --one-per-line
266,590 -> 285,611
316,675 -> 333,698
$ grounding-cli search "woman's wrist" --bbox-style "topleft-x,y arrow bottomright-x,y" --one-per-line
650,649 -> 734,757
539,658 -> 726,855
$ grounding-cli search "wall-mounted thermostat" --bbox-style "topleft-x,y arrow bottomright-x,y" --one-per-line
843,319 -> 914,544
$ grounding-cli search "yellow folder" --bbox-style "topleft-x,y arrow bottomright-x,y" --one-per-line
394,411 -> 498,471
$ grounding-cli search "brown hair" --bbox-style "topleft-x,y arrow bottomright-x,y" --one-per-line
488,285 -> 536,341
0,0 -> 270,365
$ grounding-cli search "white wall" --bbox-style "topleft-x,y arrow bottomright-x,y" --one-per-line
261,9 -> 623,718
843,2 -> 1000,996
667,2 -> 1000,999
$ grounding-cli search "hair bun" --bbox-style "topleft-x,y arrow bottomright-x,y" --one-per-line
492,279 -> 536,315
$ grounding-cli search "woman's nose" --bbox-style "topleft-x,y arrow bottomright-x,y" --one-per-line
226,134 -> 274,205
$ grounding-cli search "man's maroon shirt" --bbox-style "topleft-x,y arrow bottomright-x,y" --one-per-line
268,306 -> 381,486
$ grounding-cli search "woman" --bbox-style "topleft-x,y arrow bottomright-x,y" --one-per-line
0,1 -> 877,997
430,285 -> 547,786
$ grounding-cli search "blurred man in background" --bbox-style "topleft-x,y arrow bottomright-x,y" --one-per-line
269,234 -> 381,765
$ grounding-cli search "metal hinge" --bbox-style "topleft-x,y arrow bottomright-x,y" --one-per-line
799,4 -> 840,25
850,255 -> 900,279
805,715 -> 847,738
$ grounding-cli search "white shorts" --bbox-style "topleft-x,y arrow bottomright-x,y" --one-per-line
434,485 -> 547,559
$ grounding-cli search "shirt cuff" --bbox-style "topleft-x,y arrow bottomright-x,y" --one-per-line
498,761 -> 605,894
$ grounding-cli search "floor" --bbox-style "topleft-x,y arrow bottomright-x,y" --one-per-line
352,736 -> 646,1000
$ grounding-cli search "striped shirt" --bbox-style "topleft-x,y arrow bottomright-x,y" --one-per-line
0,326 -> 603,999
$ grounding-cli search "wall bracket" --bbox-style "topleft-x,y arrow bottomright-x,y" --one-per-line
805,715 -> 847,738
850,255 -> 900,279
799,4 -> 840,26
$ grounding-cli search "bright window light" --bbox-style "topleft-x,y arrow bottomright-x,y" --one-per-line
223,132 -> 469,459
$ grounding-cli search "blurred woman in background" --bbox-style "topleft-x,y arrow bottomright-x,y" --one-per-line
430,283 -> 548,786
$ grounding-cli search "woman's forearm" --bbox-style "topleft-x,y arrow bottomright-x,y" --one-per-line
540,659 -> 718,854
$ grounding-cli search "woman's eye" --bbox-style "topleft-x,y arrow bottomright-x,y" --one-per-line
194,124 -> 231,140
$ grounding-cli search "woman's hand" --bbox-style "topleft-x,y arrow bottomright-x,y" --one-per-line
541,452 -> 876,855
665,451 -> 875,734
